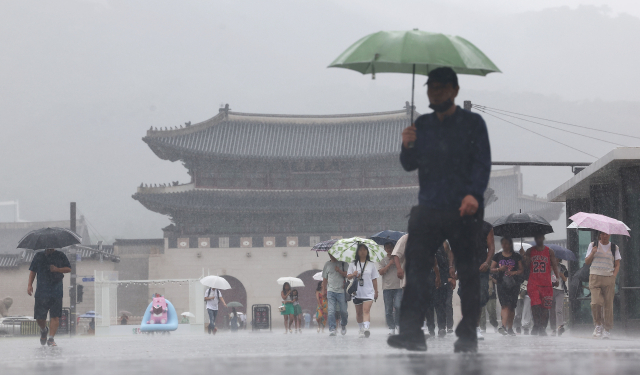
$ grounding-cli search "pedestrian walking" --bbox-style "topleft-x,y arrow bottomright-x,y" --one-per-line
480,275 -> 499,334
280,282 -> 295,334
303,312 -> 311,329
230,307 -> 239,332
315,281 -> 327,333
549,261 -> 568,336
322,254 -> 349,336
388,67 -> 492,353
514,281 -> 532,335
291,289 -> 302,334
120,313 -> 129,325
425,243 -> 449,338
521,235 -> 566,336
491,237 -> 524,336
585,232 -> 620,339
27,248 -> 71,347
347,244 -> 380,338
378,242 -> 403,335
205,287 -> 226,335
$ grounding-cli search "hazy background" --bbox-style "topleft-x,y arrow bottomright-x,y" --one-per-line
1,0 -> 639,243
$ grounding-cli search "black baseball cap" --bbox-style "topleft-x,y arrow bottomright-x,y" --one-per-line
426,67 -> 458,87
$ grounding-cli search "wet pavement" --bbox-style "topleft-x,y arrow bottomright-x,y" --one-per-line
2,328 -> 640,375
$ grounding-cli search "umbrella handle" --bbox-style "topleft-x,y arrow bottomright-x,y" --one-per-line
407,64 -> 416,149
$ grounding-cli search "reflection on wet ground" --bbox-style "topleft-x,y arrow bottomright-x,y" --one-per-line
3,329 -> 640,375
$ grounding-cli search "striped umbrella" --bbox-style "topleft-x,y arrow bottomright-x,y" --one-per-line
310,239 -> 338,257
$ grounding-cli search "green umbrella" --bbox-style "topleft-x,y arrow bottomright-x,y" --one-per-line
328,237 -> 385,263
329,29 -> 501,127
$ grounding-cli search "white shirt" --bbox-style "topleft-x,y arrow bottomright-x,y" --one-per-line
347,260 -> 380,300
585,242 -> 621,260
391,234 -> 408,288
205,288 -> 222,310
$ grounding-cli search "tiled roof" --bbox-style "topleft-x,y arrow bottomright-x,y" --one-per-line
143,108 -> 415,160
133,186 -> 419,213
0,246 -> 114,269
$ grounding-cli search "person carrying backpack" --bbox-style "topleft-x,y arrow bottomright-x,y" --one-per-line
585,232 -> 621,339
205,287 -> 227,335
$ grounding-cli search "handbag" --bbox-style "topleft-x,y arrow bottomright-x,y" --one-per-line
278,305 -> 286,312
343,262 -> 352,302
346,261 -> 366,297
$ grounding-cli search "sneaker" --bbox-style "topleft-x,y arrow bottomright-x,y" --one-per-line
476,327 -> 485,341
358,330 -> 365,339
498,326 -> 507,336
329,330 -> 337,337
438,329 -> 447,338
508,328 -> 516,336
341,326 -> 347,336
428,330 -> 435,338
389,328 -> 396,336
602,330 -> 611,339
593,326 -> 602,338
40,326 -> 49,346
47,338 -> 57,347
454,338 -> 478,353
558,326 -> 565,337
516,327 -> 521,334
494,326 -> 499,334
523,328 -> 530,335
387,334 -> 427,352
364,329 -> 370,338
447,329 -> 454,334
317,327 -> 320,333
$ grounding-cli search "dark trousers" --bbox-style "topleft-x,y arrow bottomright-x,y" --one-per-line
425,281 -> 448,333
399,206 -> 483,343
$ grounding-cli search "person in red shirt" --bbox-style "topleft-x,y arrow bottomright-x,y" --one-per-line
520,234 -> 567,336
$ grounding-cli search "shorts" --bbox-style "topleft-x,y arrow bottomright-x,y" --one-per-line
353,298 -> 373,305
497,284 -> 519,309
34,297 -> 63,320
527,284 -> 553,309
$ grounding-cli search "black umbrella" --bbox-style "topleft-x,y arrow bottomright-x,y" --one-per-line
369,230 -> 407,245
17,227 -> 81,250
492,213 -> 553,238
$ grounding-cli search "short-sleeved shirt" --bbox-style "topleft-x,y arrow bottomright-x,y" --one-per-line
391,234 -> 408,287
29,250 -> 71,299
347,261 -> 380,300
378,255 -> 401,290
204,288 -> 222,310
492,251 -> 522,283
322,260 -> 349,294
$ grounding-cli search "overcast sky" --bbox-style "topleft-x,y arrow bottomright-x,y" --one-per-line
1,0 -> 638,242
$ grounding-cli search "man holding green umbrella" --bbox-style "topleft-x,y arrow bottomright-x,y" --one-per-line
388,67 -> 491,353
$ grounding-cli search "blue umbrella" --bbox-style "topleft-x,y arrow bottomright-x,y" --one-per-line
369,230 -> 407,246
527,243 -> 577,262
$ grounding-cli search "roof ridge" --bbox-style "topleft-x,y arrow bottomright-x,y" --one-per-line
226,109 -> 410,119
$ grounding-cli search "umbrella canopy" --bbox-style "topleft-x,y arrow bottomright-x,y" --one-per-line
568,212 -> 630,237
311,239 -> 338,254
525,243 -> 577,262
329,30 -> 501,77
567,221 -> 631,231
313,271 -> 323,281
277,277 -> 304,287
328,237 -> 385,263
200,276 -> 232,290
181,312 -> 196,318
119,310 -> 132,316
369,230 -> 407,246
493,213 -> 553,238
227,301 -> 244,308
329,29 -> 500,129
17,227 -> 81,250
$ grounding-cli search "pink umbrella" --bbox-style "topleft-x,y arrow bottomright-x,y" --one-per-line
568,212 -> 630,237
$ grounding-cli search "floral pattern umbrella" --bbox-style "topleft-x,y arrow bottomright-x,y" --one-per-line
328,237 -> 385,263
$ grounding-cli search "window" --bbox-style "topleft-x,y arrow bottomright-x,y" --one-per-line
219,237 -> 229,248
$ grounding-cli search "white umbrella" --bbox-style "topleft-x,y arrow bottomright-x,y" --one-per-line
200,276 -> 232,290
181,312 -> 196,318
277,277 -> 305,287
313,271 -> 323,281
